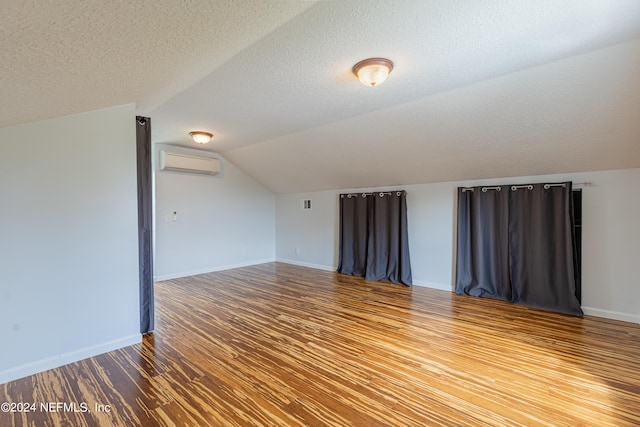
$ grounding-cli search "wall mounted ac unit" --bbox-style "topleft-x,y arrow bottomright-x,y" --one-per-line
159,150 -> 220,175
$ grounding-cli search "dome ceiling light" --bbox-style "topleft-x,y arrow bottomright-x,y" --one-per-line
352,57 -> 394,87
189,131 -> 213,144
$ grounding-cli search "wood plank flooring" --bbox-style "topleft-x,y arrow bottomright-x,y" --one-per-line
2,262 -> 640,426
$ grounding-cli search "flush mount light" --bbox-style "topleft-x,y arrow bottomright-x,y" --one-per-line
189,131 -> 213,144
352,57 -> 394,87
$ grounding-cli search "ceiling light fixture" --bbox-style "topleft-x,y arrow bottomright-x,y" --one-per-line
189,131 -> 213,144
352,57 -> 394,87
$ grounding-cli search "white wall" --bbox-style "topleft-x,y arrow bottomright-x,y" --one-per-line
0,104 -> 141,384
276,168 -> 640,323
275,189 -> 340,271
154,144 -> 275,280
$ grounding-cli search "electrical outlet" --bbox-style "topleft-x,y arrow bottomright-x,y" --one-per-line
295,248 -> 301,255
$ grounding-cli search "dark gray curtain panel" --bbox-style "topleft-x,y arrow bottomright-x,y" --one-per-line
455,186 -> 511,301
508,183 -> 582,315
455,182 -> 582,316
136,116 -> 154,334
337,194 -> 372,277
338,191 -> 412,286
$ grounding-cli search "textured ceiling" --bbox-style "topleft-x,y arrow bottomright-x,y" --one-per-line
225,39 -> 640,193
0,0 -> 315,128
2,1 -> 640,193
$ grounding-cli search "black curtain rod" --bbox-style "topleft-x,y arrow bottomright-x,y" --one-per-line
462,182 -> 592,192
341,191 -> 404,198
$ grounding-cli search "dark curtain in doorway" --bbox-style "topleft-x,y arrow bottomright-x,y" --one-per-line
455,185 -> 511,301
337,194 -> 371,277
337,191 -> 412,286
572,190 -> 582,303
508,183 -> 582,315
456,182 -> 582,316
136,116 -> 154,334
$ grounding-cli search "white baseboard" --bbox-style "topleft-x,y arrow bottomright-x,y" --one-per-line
276,258 -> 336,272
0,334 -> 141,385
154,258 -> 276,281
412,279 -> 453,291
581,307 -> 639,324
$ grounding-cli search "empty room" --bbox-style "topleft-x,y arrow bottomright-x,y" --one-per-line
1,1 -> 639,426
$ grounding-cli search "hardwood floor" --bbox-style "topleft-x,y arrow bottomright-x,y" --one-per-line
2,262 -> 639,426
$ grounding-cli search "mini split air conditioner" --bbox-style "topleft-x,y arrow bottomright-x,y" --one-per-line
159,150 -> 220,175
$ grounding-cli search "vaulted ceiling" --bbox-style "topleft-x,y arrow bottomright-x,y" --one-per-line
3,1 -> 639,193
